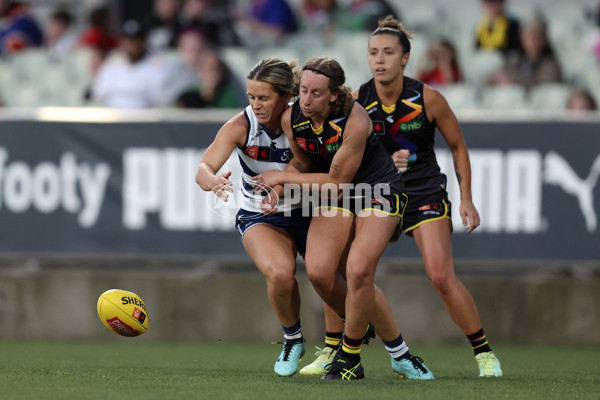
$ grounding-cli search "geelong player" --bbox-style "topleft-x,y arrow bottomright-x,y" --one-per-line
196,58 -> 311,377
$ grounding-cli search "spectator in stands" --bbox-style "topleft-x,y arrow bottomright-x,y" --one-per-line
45,8 -> 78,62
176,49 -> 246,108
79,6 -> 118,53
416,38 -> 463,88
233,0 -> 298,46
474,0 -> 520,54
298,0 -> 338,44
146,0 -> 183,54
0,0 -> 43,55
337,0 -> 398,32
486,15 -> 562,90
91,20 -> 168,108
181,0 -> 239,47
587,1 -> 600,63
162,27 -> 208,105
565,88 -> 598,112
83,45 -> 110,102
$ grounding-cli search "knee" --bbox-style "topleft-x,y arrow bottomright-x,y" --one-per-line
345,260 -> 374,290
305,260 -> 333,294
427,268 -> 455,296
306,269 -> 331,294
264,264 -> 296,292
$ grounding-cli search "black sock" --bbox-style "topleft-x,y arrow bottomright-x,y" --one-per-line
341,335 -> 362,362
467,328 -> 492,355
325,331 -> 343,349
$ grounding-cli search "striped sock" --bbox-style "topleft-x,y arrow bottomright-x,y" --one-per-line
341,335 -> 362,361
282,320 -> 303,342
384,334 -> 411,360
325,331 -> 343,349
467,328 -> 491,355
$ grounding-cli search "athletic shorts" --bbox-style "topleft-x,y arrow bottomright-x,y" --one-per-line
235,207 -> 311,256
402,190 -> 452,237
313,185 -> 408,243
313,183 -> 407,217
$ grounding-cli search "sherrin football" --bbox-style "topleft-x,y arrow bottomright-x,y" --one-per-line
97,289 -> 149,337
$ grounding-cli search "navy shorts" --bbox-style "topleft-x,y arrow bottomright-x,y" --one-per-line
402,191 -> 452,237
235,208 -> 311,255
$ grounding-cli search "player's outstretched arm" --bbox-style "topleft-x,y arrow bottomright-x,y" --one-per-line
196,112 -> 246,201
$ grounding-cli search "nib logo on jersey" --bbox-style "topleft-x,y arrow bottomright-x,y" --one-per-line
0,148 -> 110,227
437,150 -> 600,234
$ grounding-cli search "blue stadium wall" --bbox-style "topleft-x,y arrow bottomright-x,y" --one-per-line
0,114 -> 599,261
0,111 -> 599,344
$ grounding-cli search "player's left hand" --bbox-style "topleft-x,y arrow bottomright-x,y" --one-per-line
460,200 -> 480,234
392,149 -> 410,173
260,191 -> 279,216
251,170 -> 283,193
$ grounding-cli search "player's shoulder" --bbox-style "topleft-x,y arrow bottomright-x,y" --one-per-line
226,110 -> 250,131
423,83 -> 446,106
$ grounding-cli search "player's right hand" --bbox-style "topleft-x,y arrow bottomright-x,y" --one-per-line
211,171 -> 233,201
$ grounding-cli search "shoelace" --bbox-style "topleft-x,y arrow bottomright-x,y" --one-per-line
408,355 -> 428,373
324,356 -> 347,372
272,339 -> 305,361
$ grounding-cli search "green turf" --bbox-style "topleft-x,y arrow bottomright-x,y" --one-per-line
0,341 -> 598,400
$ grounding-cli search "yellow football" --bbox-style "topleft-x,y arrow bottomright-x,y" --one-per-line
97,289 -> 149,337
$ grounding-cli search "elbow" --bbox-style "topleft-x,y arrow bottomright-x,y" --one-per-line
195,170 -> 211,192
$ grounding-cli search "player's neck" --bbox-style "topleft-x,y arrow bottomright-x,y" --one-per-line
375,78 -> 403,107
263,121 -> 281,135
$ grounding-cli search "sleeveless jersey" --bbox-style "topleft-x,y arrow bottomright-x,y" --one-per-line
289,100 -> 402,190
236,105 -> 294,213
357,76 -> 447,194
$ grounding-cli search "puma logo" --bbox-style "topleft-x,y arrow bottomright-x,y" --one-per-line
544,151 -> 600,233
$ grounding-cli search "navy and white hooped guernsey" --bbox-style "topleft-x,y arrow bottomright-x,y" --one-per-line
236,105 -> 294,213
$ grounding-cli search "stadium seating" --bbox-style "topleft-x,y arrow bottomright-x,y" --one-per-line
481,84 -> 527,111
438,84 -> 480,111
528,83 -> 572,111
0,2 -> 597,111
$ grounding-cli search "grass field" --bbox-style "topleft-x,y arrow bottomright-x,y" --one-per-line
0,341 -> 598,400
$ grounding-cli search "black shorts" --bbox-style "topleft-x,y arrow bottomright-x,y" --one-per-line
313,184 -> 407,218
402,191 -> 452,237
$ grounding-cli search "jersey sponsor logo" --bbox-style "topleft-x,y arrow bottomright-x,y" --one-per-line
326,143 -> 340,153
400,121 -> 423,132
418,204 -> 440,211
293,121 -> 311,131
323,121 -> 342,153
364,101 -> 378,112
245,146 -> 258,159
244,146 -> 271,160
295,137 -> 319,153
296,137 -> 307,150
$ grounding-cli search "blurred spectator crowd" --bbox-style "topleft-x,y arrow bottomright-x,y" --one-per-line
0,0 -> 599,113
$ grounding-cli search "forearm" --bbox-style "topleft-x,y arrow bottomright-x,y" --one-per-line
452,147 -> 474,201
195,163 -> 218,191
